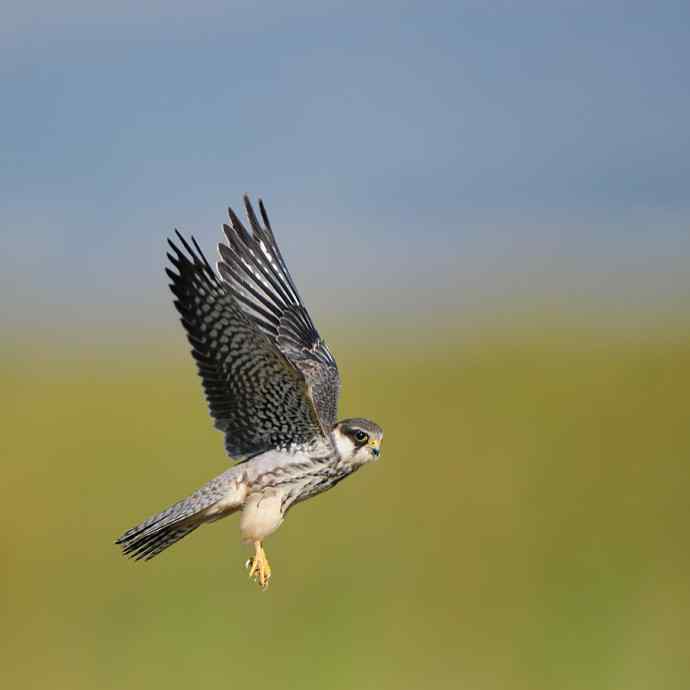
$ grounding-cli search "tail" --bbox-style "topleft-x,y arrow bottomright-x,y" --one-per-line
118,521 -> 201,561
116,468 -> 242,561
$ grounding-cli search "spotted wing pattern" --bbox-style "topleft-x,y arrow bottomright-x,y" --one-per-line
217,196 -> 341,430
167,232 -> 328,460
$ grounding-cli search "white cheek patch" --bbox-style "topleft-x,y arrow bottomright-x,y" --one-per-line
356,447 -> 375,465
332,431 -> 356,461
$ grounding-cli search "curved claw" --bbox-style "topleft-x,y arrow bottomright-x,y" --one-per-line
246,541 -> 272,590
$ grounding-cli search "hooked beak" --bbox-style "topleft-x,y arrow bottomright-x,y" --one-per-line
368,439 -> 381,458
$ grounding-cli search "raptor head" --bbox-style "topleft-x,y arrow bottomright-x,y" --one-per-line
331,418 -> 384,467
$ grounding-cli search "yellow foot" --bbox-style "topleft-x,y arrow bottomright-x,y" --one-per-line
245,541 -> 272,590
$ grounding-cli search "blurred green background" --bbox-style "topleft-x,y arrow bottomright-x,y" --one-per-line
2,316 -> 689,690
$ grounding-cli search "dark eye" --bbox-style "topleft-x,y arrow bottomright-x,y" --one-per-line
354,430 -> 369,443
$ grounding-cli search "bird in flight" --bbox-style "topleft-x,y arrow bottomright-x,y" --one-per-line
116,196 -> 383,589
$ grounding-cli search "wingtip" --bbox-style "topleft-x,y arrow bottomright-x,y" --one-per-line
167,230 -> 189,258
170,228 -> 187,249
258,198 -> 272,233
227,206 -> 249,236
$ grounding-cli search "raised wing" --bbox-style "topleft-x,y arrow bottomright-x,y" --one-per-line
166,232 -> 328,460
216,196 -> 340,431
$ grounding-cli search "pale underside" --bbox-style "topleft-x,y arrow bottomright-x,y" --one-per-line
198,446 -> 349,543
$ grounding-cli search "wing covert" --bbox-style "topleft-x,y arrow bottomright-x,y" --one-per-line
166,232 -> 328,461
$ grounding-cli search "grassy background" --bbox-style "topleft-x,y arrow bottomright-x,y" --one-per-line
2,319 -> 689,689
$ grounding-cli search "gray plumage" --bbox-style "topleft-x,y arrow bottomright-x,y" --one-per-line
116,197 -> 383,586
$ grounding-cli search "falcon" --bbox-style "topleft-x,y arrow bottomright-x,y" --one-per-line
116,196 -> 383,589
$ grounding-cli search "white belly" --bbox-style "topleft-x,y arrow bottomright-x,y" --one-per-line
239,491 -> 285,542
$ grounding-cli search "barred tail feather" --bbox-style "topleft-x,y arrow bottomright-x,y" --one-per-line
116,468 -> 241,561
120,522 -> 201,561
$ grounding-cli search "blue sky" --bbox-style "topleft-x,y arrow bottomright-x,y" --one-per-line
2,2 -> 689,334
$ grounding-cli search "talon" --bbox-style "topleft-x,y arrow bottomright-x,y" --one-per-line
246,541 -> 272,589
244,558 -> 253,571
